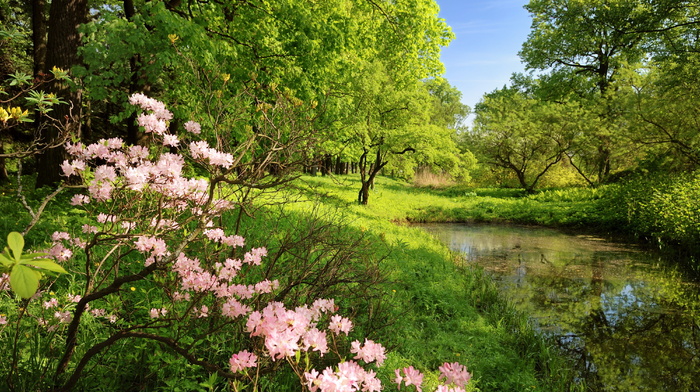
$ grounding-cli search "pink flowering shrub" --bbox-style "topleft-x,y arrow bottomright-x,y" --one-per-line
0,95 -> 475,392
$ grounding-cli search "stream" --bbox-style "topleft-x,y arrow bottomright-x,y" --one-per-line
419,223 -> 700,392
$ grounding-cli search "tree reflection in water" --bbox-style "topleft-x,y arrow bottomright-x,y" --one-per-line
420,223 -> 700,392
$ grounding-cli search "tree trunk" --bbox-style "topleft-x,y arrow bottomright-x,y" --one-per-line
124,0 -> 143,145
334,155 -> 343,175
35,0 -> 88,188
357,147 -> 386,205
322,154 -> 332,176
32,0 -> 47,77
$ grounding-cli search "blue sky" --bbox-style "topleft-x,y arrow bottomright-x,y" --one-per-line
435,0 -> 532,113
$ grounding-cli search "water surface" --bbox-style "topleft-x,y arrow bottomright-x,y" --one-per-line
420,223 -> 700,392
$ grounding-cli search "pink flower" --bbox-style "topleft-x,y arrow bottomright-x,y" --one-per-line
204,228 -> 226,242
149,308 -> 167,319
96,213 -> 116,224
88,181 -> 114,201
172,291 -> 190,302
60,159 -> 86,177
72,237 -> 86,249
82,224 -> 98,234
329,315 -> 353,335
49,243 -> 72,261
0,273 -> 9,291
312,299 -> 336,317
163,134 -> 180,147
394,366 -> 424,391
68,294 -> 82,303
438,362 -> 471,388
54,311 -> 72,323
94,165 -> 117,182
0,315 -> 7,325
43,298 -> 59,309
305,361 -> 380,392
302,328 -> 329,355
254,279 -> 277,294
137,113 -> 167,135
129,93 -> 172,120
70,194 -> 90,206
229,350 -> 257,373
106,137 -> 123,149
51,231 -> 71,241
134,236 -> 168,258
184,120 -> 201,134
128,145 -> 150,160
350,339 -> 386,366
243,247 -> 267,265
65,141 -> 85,156
221,235 -> 245,247
85,143 -> 111,159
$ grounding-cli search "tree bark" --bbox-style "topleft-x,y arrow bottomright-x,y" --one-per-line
32,0 -> 47,77
35,0 -> 88,188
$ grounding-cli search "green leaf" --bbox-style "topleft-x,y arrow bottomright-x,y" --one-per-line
0,250 -> 13,268
7,232 -> 24,261
20,259 -> 68,274
10,264 -> 41,299
21,252 -> 49,259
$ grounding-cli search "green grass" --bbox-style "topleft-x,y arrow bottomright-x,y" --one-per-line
0,174 -> 581,391
259,174 -> 581,391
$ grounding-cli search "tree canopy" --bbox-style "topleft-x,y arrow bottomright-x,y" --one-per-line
469,0 -> 700,190
0,0 -> 470,203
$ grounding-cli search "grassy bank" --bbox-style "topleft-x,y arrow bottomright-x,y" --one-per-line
269,175 -> 581,391
0,174 -> 578,391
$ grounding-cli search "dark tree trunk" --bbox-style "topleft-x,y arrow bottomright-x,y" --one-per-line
35,0 -> 88,188
334,155 -> 343,175
124,0 -> 142,145
357,147 -> 386,205
322,154 -> 332,176
32,0 -> 47,77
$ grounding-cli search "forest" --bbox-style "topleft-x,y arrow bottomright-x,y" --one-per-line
1,0 -> 700,391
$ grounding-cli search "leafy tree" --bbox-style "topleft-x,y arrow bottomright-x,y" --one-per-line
472,87 -> 579,192
623,54 -> 700,172
74,0 -> 455,201
519,0 -> 679,183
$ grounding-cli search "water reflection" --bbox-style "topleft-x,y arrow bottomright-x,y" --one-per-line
420,223 -> 700,392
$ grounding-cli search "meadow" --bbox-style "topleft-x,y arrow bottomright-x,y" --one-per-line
4,164 -> 699,391
0,171 -> 580,391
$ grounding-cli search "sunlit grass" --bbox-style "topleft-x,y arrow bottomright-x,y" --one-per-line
259,174 -> 579,391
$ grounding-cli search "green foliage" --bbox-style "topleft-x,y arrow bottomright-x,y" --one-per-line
0,231 -> 67,298
613,172 -> 700,250
471,87 -> 582,192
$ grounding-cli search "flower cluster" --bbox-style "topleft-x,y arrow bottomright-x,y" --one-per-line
438,362 -> 472,388
305,361 -> 381,392
395,366 -> 424,391
393,361 -> 473,392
